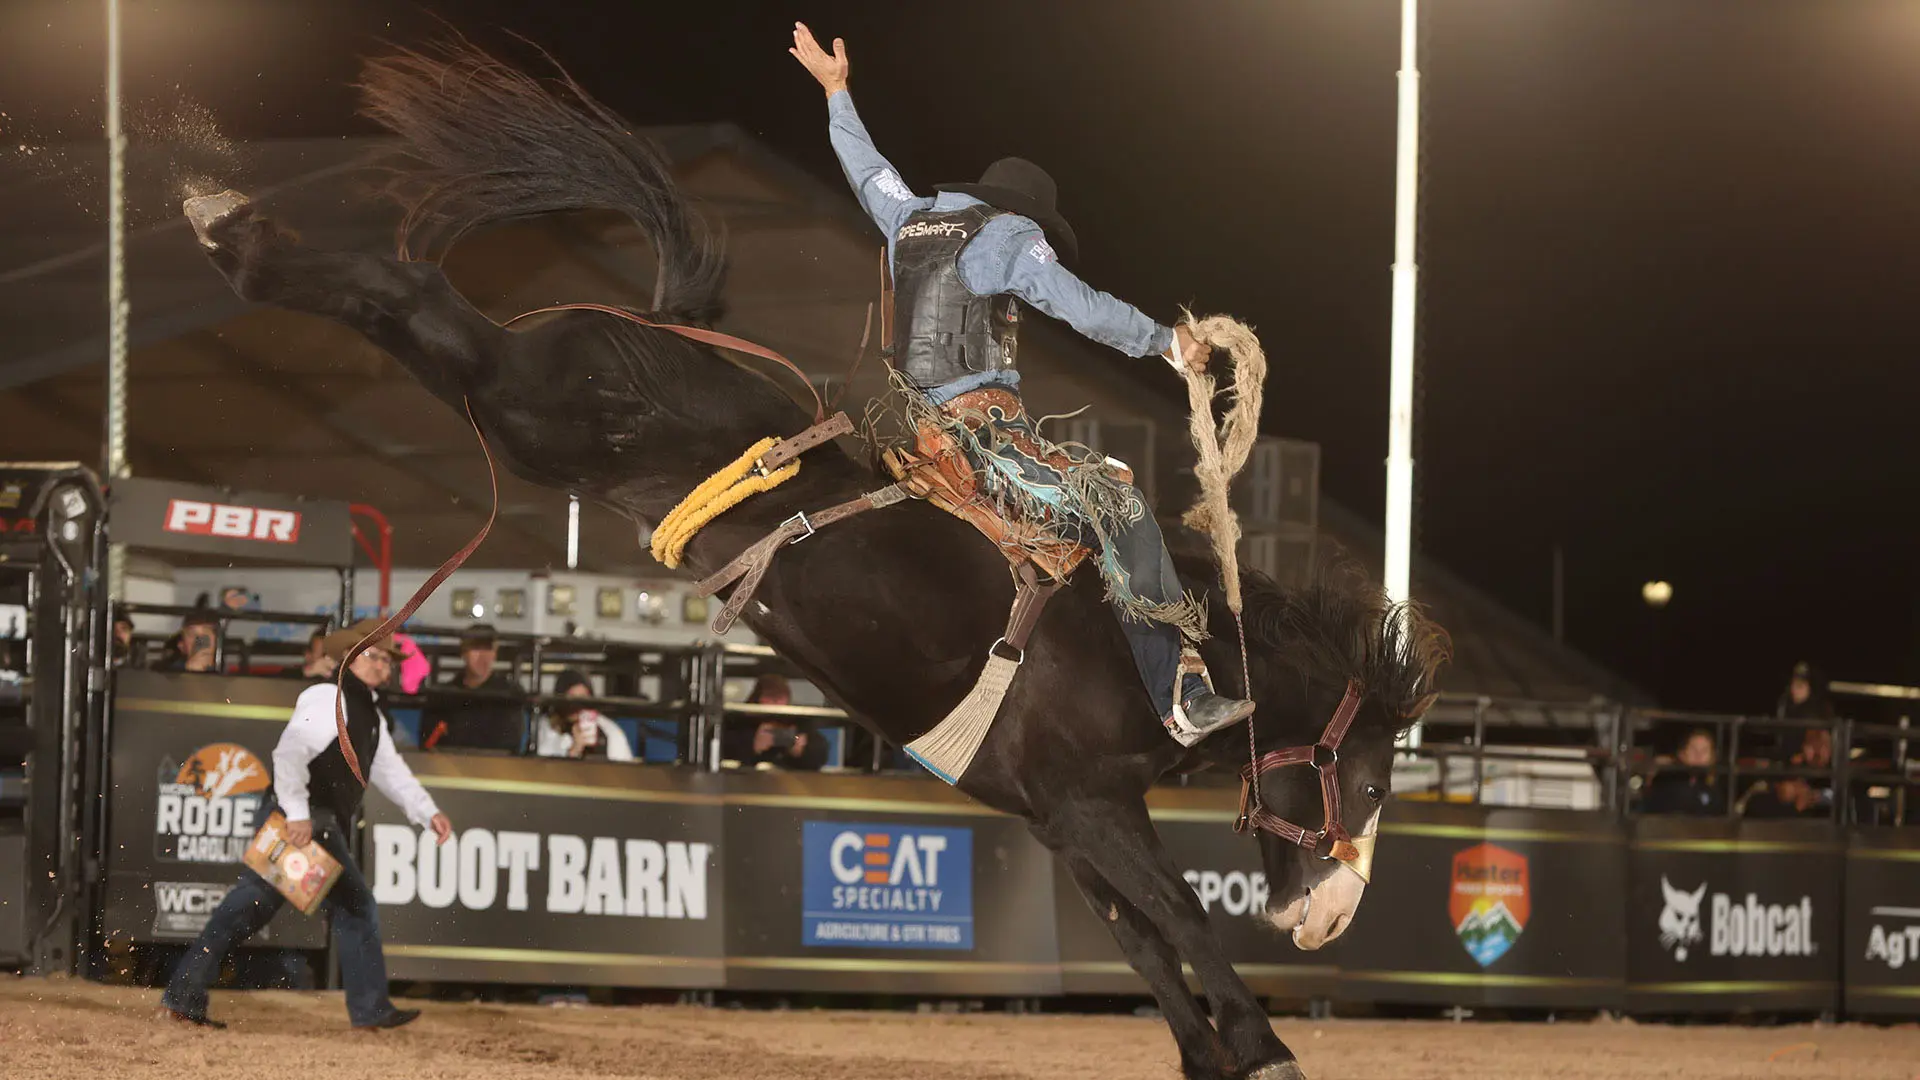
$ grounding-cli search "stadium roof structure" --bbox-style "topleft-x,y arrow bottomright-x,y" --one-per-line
0,131 -> 1642,707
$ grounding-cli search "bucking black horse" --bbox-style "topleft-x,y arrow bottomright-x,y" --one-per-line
181,42 -> 1445,1080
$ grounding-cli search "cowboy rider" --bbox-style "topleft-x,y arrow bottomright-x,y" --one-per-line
790,23 -> 1255,744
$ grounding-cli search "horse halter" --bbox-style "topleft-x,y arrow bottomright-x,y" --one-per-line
1234,680 -> 1370,872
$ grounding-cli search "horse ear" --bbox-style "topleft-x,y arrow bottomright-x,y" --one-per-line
1400,692 -> 1439,722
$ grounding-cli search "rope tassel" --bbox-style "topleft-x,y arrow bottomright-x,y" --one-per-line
905,653 -> 1020,784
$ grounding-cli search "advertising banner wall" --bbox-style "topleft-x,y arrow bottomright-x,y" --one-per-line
360,756 -> 726,988
1327,802 -> 1628,1010
105,670 -> 326,949
720,771 -> 1062,997
1844,827 -> 1920,1017
1627,817 -> 1842,1014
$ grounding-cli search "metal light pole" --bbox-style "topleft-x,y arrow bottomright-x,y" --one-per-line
1383,0 -> 1421,610
1385,0 -> 1423,749
103,0 -> 130,600
566,495 -> 581,570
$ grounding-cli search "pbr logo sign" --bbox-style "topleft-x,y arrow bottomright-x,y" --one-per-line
1451,843 -> 1530,967
164,498 -> 301,544
155,743 -> 269,864
802,821 -> 973,949
152,881 -> 232,937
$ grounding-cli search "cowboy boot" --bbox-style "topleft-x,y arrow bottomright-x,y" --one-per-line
1161,649 -> 1255,746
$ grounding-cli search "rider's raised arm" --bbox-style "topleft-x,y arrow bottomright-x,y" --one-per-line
968,217 -> 1175,359
826,91 -> 927,242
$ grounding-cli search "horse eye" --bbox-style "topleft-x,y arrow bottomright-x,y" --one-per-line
1364,784 -> 1386,802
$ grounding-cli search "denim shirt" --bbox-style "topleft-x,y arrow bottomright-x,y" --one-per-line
827,91 -> 1174,362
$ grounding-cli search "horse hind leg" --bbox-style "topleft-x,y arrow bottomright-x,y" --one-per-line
183,190 -> 503,407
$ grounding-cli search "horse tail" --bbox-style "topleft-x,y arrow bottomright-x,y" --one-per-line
358,36 -> 726,322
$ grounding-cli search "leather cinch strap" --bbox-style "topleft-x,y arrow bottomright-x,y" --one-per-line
696,484 -> 907,634
758,412 -> 853,473
993,561 -> 1063,659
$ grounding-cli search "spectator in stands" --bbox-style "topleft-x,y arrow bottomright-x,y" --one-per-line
1774,661 -> 1835,733
154,609 -> 220,674
723,674 -> 828,770
421,623 -> 525,752
1745,725 -> 1836,820
285,629 -> 336,681
111,604 -> 135,667
1642,727 -> 1726,816
534,669 -> 635,761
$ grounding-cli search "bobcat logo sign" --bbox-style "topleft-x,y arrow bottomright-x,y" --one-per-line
1657,875 -> 1815,961
1659,876 -> 1707,960
1451,843 -> 1530,967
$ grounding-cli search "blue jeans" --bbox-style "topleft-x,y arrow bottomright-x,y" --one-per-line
161,811 -> 396,1026
959,399 -> 1210,718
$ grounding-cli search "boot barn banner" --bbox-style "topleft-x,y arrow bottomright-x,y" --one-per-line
104,670 -> 327,949
360,757 -> 727,989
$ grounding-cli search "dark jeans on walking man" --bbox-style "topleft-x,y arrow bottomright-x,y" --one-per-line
161,808 -> 397,1027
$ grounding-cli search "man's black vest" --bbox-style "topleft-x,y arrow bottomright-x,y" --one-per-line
892,206 -> 1019,389
307,675 -> 384,823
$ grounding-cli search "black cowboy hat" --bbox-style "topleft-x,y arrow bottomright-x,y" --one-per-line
936,157 -> 1078,263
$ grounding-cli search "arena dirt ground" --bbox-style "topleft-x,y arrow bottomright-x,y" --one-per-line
4,977 -> 1918,1080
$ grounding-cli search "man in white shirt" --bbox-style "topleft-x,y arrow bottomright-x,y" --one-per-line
160,618 -> 451,1030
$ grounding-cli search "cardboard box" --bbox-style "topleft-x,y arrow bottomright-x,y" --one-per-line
243,811 -> 343,915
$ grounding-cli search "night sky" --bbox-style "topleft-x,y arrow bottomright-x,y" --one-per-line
5,0 -> 1919,710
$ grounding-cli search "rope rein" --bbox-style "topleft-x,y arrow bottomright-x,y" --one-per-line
1169,314 -> 1270,808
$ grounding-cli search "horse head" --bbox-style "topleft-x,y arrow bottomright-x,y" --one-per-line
1206,563 -> 1448,951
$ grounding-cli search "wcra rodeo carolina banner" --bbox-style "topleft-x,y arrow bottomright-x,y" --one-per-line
104,671 -> 327,948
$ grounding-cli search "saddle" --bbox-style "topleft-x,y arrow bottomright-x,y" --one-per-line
881,387 -> 1113,583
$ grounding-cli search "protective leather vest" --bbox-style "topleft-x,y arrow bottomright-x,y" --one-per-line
306,677 -> 383,824
891,206 -> 1018,389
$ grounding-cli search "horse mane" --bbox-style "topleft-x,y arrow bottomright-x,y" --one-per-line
1237,561 -> 1451,728
357,36 -> 727,322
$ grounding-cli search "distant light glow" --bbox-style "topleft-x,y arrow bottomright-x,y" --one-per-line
1642,581 -> 1674,609
471,603 -> 485,618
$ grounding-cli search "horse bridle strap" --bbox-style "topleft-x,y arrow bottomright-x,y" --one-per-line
1234,680 -> 1365,863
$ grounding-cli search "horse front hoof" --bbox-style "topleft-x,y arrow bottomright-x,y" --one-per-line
183,190 -> 251,249
1243,1061 -> 1306,1080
